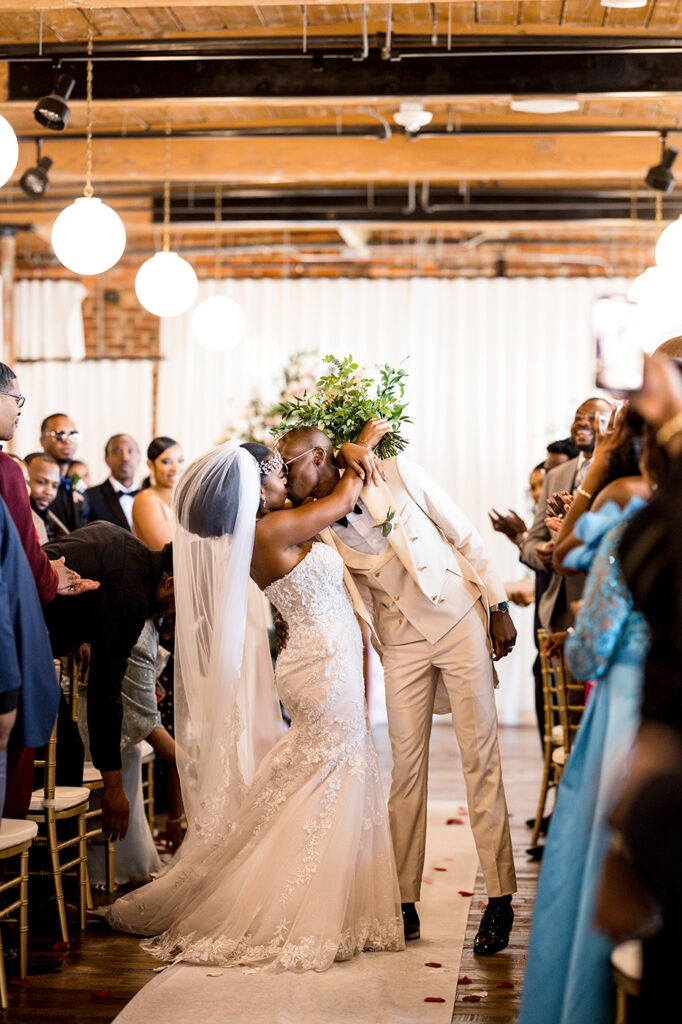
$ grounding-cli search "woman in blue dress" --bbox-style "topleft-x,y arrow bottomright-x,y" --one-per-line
519,412 -> 655,1024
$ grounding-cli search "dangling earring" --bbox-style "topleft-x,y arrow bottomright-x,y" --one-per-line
260,494 -> 267,511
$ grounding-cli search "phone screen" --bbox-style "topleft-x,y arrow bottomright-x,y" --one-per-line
593,295 -> 644,398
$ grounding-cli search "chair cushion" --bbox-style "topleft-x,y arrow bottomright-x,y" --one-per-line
551,724 -> 563,745
611,940 -> 643,981
551,747 -> 567,766
83,762 -> 103,785
29,786 -> 91,814
0,818 -> 39,850
139,740 -> 155,762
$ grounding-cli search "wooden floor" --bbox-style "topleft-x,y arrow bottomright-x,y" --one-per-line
2,722 -> 543,1024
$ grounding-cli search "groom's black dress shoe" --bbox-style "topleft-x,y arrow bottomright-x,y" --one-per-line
473,896 -> 513,957
401,902 -> 420,941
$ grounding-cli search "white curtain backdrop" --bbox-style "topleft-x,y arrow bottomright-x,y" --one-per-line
14,279 -> 87,361
158,276 -> 628,724
12,359 -> 154,484
5,276 -> 631,723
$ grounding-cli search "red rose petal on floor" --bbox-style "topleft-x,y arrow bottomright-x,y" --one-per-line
424,997 -> 446,1003
9,979 -> 27,987
52,941 -> 69,951
434,867 -> 447,872
446,818 -> 464,825
462,994 -> 482,1003
457,890 -> 474,897
422,876 -> 433,884
443,857 -> 453,862
92,989 -> 111,998
458,976 -> 473,984
497,981 -> 515,989
425,962 -> 442,968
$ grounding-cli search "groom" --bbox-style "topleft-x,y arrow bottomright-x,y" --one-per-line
276,426 -> 517,956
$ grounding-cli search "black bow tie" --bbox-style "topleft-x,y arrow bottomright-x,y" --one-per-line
335,503 -> 362,529
118,488 -> 140,499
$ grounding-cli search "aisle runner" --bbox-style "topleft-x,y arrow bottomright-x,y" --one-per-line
114,802 -> 477,1024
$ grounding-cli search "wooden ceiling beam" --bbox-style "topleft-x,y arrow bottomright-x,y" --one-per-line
5,132 -> 666,186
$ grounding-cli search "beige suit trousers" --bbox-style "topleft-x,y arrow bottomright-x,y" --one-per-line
381,600 -> 517,902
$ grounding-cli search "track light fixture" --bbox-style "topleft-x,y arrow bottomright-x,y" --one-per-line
645,132 -> 678,194
19,140 -> 52,198
33,71 -> 76,131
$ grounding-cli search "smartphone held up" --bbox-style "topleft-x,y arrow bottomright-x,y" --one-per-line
593,295 -> 644,398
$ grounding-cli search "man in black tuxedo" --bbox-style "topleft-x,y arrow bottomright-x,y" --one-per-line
86,433 -> 141,530
42,522 -> 174,841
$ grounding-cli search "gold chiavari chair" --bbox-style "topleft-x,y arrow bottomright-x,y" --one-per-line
530,629 -> 567,847
0,819 -> 38,1008
26,662 -> 91,945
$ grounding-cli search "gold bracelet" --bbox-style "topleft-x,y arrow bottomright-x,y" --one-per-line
577,486 -> 593,500
656,409 -> 682,447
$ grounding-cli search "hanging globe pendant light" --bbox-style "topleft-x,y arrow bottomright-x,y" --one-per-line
0,113 -> 19,188
135,125 -> 197,318
51,19 -> 126,275
191,186 -> 246,350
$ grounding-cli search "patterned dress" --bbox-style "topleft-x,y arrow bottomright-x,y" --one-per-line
107,543 -> 404,972
519,500 -> 649,1024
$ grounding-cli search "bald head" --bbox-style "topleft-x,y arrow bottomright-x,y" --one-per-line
276,426 -> 337,504
276,426 -> 333,459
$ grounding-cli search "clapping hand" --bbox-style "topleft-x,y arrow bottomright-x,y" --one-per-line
545,515 -> 564,537
546,490 -> 574,519
489,508 -> 527,542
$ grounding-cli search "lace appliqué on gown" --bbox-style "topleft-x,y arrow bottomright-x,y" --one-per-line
107,543 -> 404,972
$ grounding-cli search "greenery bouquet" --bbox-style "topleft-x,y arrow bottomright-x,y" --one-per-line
271,354 -> 411,460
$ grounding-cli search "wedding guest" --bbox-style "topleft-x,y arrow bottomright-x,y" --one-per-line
6,452 -> 29,490
489,438 -> 578,748
25,452 -> 69,543
69,459 -> 91,489
132,436 -> 184,550
594,353 -> 682,1020
42,522 -> 174,840
87,433 -> 141,530
40,412 -> 89,531
0,363 -> 96,822
0,495 -> 59,822
520,398 -> 612,633
519,409 -> 655,1024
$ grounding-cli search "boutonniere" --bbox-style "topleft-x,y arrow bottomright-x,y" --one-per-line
69,474 -> 87,496
374,506 -> 396,537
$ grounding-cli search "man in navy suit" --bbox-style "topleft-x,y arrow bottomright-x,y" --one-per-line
86,434 -> 141,531
0,495 -> 59,821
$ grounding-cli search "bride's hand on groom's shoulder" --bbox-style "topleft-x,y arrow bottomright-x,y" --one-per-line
337,442 -> 386,486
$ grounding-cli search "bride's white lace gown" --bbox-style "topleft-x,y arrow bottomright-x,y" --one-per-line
107,543 -> 404,971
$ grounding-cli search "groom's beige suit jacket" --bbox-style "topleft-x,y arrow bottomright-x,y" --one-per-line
319,455 -> 507,705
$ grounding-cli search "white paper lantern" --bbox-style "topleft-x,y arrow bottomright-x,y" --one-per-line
0,114 -> 19,188
627,267 -> 666,306
51,196 -> 126,275
191,294 -> 247,351
655,216 -> 682,274
135,251 -> 198,318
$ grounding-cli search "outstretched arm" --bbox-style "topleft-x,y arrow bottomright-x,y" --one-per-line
261,465 -> 366,549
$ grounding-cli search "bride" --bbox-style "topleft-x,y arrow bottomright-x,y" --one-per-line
106,437 -> 404,972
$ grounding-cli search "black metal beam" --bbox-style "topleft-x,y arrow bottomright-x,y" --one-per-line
9,47 -> 682,102
149,187 -> 676,224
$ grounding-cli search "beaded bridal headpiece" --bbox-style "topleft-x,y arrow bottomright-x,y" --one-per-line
258,450 -> 285,477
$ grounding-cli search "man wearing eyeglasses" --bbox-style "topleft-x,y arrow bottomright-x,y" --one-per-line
40,413 -> 90,531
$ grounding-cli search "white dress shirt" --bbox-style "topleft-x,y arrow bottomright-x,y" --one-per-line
110,476 -> 137,528
330,498 -> 388,555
